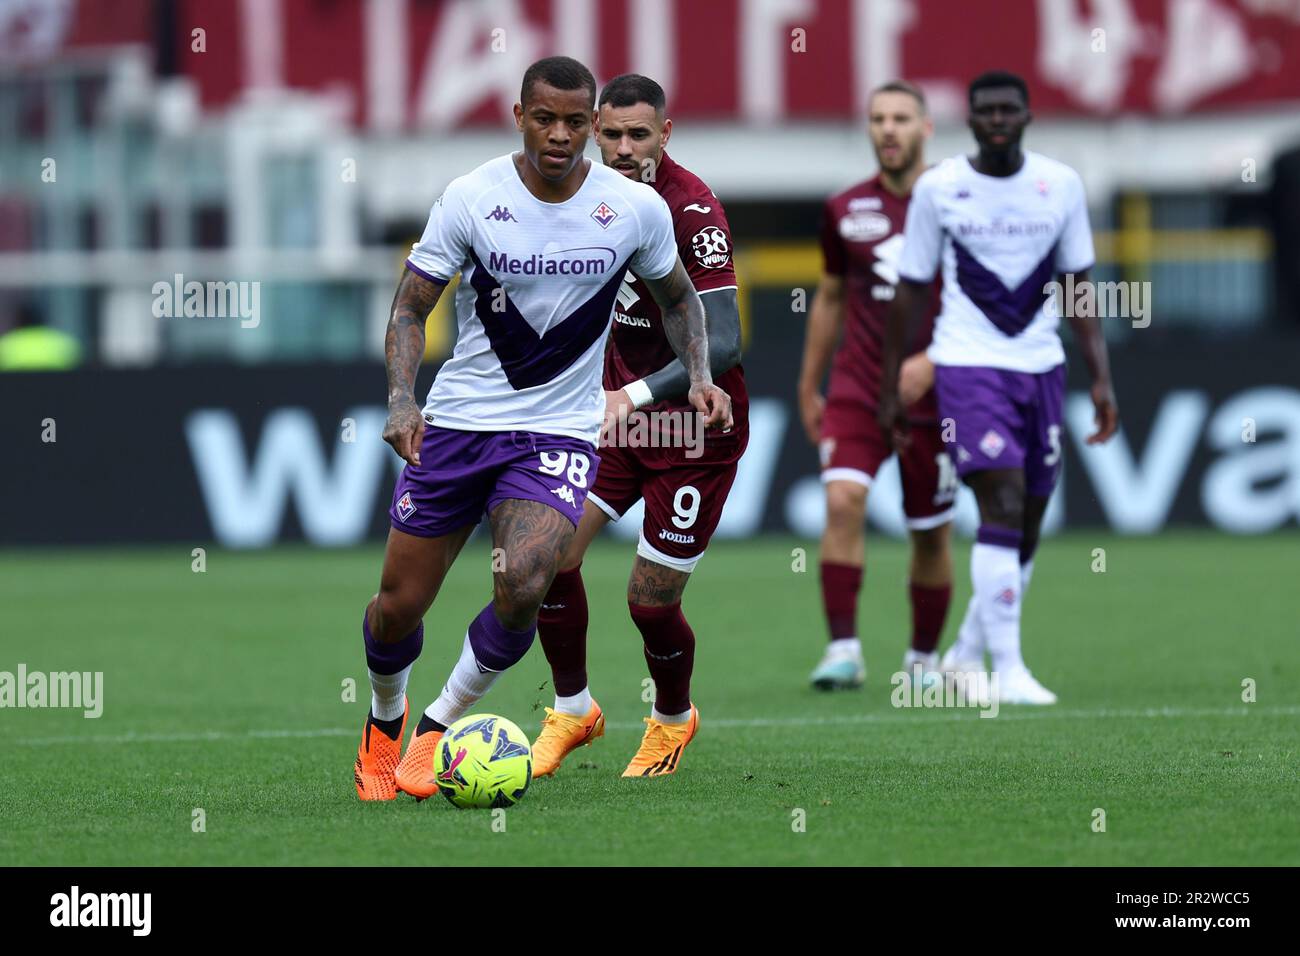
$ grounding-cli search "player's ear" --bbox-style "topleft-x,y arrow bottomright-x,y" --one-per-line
513,102 -> 524,132
660,117 -> 672,148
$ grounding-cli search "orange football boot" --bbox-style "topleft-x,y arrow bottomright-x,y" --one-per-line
531,700 -> 605,778
354,700 -> 408,801
622,705 -> 699,778
394,724 -> 445,800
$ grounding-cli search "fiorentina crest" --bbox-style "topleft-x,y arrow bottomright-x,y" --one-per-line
591,201 -> 618,228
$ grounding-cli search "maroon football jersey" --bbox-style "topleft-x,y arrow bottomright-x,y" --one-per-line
604,152 -> 749,437
819,174 -> 940,418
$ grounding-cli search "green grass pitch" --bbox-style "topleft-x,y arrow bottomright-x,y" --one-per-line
1,532 -> 1295,866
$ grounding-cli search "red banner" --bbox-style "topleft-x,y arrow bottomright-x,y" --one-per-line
17,0 -> 1300,126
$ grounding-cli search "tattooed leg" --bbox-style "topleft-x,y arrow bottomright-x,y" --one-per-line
400,500 -> 574,743
489,498 -> 577,630
626,556 -> 696,717
626,556 -> 691,608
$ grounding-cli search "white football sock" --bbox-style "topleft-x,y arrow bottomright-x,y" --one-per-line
368,664 -> 411,722
949,595 -> 983,662
903,649 -> 937,669
827,636 -> 861,658
652,705 -> 691,724
554,687 -> 592,716
973,541 -> 1023,675
1021,558 -> 1035,597
425,633 -> 501,728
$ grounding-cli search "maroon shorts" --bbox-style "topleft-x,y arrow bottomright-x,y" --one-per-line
587,427 -> 747,572
819,397 -> 957,529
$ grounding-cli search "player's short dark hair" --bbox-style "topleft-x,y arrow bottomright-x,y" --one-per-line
520,56 -> 597,109
598,73 -> 667,114
968,70 -> 1029,108
870,80 -> 927,114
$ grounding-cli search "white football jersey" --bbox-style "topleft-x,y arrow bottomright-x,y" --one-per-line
897,150 -> 1095,373
406,153 -> 678,442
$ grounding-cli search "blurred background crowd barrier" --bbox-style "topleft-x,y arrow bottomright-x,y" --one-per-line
2,0 -> 1298,545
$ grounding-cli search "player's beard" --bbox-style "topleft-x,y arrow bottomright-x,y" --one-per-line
880,138 -> 922,176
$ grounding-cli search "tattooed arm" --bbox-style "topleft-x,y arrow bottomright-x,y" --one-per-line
383,268 -> 446,466
637,258 -> 733,429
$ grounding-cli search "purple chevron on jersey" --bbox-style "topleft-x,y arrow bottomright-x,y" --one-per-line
468,249 -> 628,391
953,240 -> 1058,337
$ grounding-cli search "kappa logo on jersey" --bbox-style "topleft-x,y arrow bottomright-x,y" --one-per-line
484,205 -> 518,222
691,226 -> 730,268
551,485 -> 577,506
978,429 -> 1007,459
684,202 -> 712,214
591,202 -> 618,228
396,492 -> 417,520
839,210 -> 892,243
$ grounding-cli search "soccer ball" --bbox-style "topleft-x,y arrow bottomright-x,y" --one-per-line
434,714 -> 533,809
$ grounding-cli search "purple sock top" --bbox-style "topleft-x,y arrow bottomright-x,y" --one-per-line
363,614 -> 424,675
976,525 -> 1023,549
467,603 -> 536,673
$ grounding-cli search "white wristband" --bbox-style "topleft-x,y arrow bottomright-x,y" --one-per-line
624,379 -> 654,409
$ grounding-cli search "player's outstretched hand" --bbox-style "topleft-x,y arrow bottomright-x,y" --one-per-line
1087,380 -> 1119,445
383,398 -> 425,466
877,390 -> 910,452
604,388 -> 634,425
600,388 -> 635,447
689,382 -> 733,432
797,384 -> 825,445
899,353 -> 935,407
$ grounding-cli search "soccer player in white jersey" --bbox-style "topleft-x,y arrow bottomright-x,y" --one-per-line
352,56 -> 731,801
880,71 -> 1118,705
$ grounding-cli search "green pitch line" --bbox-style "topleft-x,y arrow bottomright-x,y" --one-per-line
0,532 -> 1295,867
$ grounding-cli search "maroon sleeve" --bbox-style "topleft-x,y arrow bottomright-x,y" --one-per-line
674,195 -> 738,294
819,198 -> 846,277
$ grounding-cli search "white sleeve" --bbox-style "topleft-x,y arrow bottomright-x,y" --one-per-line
406,178 -> 473,283
629,192 -> 678,281
897,173 -> 944,283
1055,172 -> 1095,273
